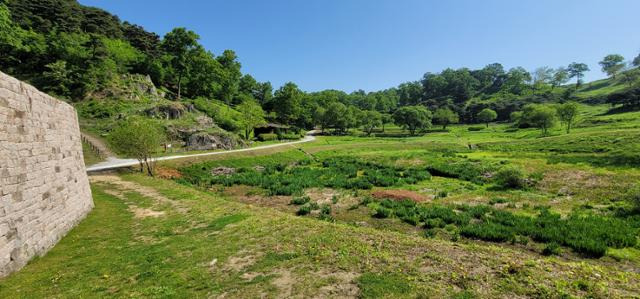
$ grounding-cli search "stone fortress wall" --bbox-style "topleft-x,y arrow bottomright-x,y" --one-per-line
0,71 -> 93,277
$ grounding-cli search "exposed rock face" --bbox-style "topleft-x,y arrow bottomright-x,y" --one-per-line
145,102 -> 186,119
0,71 -> 93,277
87,74 -> 161,101
186,132 -> 244,150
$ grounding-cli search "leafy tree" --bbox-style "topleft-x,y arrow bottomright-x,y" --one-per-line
393,106 -> 432,135
556,102 -> 579,134
324,102 -> 348,133
380,113 -> 393,132
237,99 -> 266,140
620,67 -> 640,87
101,37 -> 143,72
510,111 -> 523,124
550,67 -> 570,89
532,66 -> 553,86
521,104 -> 557,135
313,106 -> 329,133
360,110 -> 382,136
161,27 -> 200,100
41,60 -> 72,96
477,108 -> 497,127
502,67 -> 532,95
634,53 -> 640,67
433,108 -> 459,129
122,21 -> 161,58
567,62 -> 590,87
109,118 -> 165,176
216,49 -> 242,104
272,82 -> 303,124
397,81 -> 423,106
599,54 -> 625,79
0,3 -> 47,75
472,63 -> 506,94
184,48 -> 222,99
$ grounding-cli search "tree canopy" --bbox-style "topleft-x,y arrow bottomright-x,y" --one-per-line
477,108 -> 497,127
393,106 -> 432,135
599,54 -> 625,79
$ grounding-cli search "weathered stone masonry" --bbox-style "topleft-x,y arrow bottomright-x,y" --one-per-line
0,71 -> 93,277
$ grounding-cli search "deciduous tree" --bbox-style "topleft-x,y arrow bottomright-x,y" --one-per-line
360,110 -> 382,136
599,54 -> 625,79
109,118 -> 165,176
393,106 -> 432,135
556,102 -> 579,134
521,104 -> 557,135
161,27 -> 199,100
237,99 -> 266,140
567,62 -> 590,87
433,108 -> 459,129
477,108 -> 497,127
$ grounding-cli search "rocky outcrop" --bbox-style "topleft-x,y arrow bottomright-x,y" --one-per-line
145,102 -> 186,119
186,132 -> 244,150
87,74 -> 162,101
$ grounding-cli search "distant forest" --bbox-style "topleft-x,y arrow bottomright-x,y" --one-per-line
1,0 -> 639,131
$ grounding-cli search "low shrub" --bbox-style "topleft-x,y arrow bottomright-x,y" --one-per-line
625,185 -> 640,213
186,156 -> 432,196
489,197 -> 508,205
425,157 -> 499,185
258,133 -> 278,141
542,242 -> 561,256
493,166 -> 526,189
366,199 -> 639,258
278,133 -> 302,140
373,206 -> 392,218
318,204 -> 334,222
290,196 -> 310,205
297,205 -> 312,216
467,126 -> 485,131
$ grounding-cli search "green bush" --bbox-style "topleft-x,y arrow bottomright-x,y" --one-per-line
425,157 -> 498,185
542,242 -> 561,256
373,206 -> 392,218
489,197 -> 508,205
290,196 -> 310,205
278,133 -> 301,140
467,126 -> 485,131
493,166 -> 526,189
365,200 -> 638,258
296,205 -> 311,215
258,133 -> 278,141
183,156 -> 432,196
318,204 -> 334,222
625,185 -> 640,212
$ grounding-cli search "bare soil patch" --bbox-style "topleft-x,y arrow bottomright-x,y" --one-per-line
129,206 -> 165,218
155,166 -> 182,179
223,251 -> 261,272
371,189 -> 430,202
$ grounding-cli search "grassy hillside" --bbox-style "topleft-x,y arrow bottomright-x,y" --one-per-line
3,105 -> 640,298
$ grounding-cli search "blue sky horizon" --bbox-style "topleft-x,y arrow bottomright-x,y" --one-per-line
80,0 -> 640,93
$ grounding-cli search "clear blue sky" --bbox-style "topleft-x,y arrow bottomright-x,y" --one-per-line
80,0 -> 640,93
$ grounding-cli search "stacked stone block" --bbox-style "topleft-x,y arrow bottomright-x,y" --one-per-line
0,71 -> 93,277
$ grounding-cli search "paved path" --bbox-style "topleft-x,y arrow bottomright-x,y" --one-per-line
86,134 -> 316,172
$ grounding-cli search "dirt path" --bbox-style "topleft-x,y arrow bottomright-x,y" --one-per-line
81,132 -> 115,157
90,175 -> 187,213
86,133 -> 317,173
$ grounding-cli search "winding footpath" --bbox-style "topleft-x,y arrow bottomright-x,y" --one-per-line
86,134 -> 316,172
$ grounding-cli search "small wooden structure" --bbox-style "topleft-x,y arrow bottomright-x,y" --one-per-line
254,123 -> 291,135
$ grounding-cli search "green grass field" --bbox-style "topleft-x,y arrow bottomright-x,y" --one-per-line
2,104 -> 640,298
